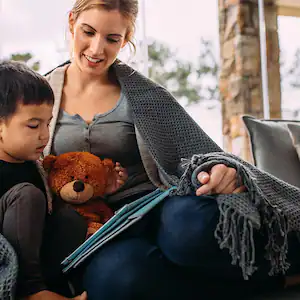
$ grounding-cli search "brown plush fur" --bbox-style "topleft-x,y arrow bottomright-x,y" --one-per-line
43,152 -> 115,237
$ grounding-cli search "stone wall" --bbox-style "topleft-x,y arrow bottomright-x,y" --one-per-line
218,0 -> 281,162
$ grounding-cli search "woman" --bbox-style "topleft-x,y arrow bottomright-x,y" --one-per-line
44,0 -> 300,299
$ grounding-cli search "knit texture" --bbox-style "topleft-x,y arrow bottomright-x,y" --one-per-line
45,60 -> 300,280
0,233 -> 18,299
112,61 -> 300,280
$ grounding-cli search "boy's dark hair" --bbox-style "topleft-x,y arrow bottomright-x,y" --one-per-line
0,61 -> 54,119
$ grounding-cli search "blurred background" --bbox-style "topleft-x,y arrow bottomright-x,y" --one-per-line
1,0 -> 299,159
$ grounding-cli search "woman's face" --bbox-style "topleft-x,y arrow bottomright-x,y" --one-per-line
69,8 -> 128,76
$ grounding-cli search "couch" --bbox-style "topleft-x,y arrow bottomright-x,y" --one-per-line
242,115 -> 300,299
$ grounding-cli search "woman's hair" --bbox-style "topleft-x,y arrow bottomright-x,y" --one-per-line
71,0 -> 138,51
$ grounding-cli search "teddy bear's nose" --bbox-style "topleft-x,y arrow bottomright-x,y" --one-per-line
73,180 -> 85,193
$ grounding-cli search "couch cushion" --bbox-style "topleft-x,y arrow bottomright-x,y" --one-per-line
287,123 -> 300,161
242,115 -> 300,188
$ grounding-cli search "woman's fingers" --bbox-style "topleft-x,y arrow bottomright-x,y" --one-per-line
232,185 -> 246,194
196,165 -> 226,196
196,164 -> 243,196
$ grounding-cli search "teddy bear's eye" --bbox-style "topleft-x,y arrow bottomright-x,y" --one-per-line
85,175 -> 89,179
71,176 -> 75,180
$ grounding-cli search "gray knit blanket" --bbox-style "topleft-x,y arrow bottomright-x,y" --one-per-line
0,233 -> 18,299
112,61 -> 300,280
2,59 -> 295,295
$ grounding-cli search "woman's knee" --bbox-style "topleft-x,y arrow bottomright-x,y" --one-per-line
159,195 -> 219,242
157,195 -> 220,266
83,238 -> 170,300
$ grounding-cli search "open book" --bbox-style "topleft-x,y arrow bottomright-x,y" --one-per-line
61,187 -> 176,273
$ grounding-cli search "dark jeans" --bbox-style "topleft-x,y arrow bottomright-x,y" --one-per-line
0,183 -> 87,298
1,185 -> 297,299
81,194 -> 297,300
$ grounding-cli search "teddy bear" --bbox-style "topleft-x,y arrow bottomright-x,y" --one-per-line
43,152 -> 117,237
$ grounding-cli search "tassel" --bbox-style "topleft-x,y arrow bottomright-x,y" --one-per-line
215,202 -> 257,280
263,204 -> 289,276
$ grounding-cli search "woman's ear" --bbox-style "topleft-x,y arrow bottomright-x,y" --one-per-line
68,12 -> 75,35
121,40 -> 128,49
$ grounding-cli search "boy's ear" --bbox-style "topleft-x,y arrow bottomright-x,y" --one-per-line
0,119 -> 4,139
43,155 -> 57,172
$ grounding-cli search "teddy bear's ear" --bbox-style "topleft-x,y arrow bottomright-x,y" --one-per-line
43,155 -> 57,172
102,158 -> 115,172
102,158 -> 115,168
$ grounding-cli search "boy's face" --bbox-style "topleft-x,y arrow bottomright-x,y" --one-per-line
0,102 -> 53,162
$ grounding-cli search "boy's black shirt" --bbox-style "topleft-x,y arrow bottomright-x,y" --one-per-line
0,160 -> 46,199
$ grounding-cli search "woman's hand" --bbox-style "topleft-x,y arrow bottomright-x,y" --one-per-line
114,162 -> 128,186
195,164 -> 246,196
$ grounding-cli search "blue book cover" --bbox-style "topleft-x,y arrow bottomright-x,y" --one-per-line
61,187 -> 176,273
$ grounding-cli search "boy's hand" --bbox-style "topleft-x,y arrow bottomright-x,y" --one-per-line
74,292 -> 87,300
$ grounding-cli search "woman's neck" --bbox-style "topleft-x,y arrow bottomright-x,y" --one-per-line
66,62 -> 110,91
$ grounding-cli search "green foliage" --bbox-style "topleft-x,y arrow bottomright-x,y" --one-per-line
195,38 -> 219,101
148,38 -> 300,104
148,38 -> 219,104
7,52 -> 40,72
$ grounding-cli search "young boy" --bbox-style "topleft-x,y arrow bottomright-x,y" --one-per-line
0,61 -> 86,300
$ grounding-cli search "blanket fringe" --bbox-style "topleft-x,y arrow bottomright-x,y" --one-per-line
262,204 -> 289,276
174,158 -> 195,196
215,202 -> 257,280
214,201 -> 289,279
236,164 -> 290,277
176,154 -> 290,280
